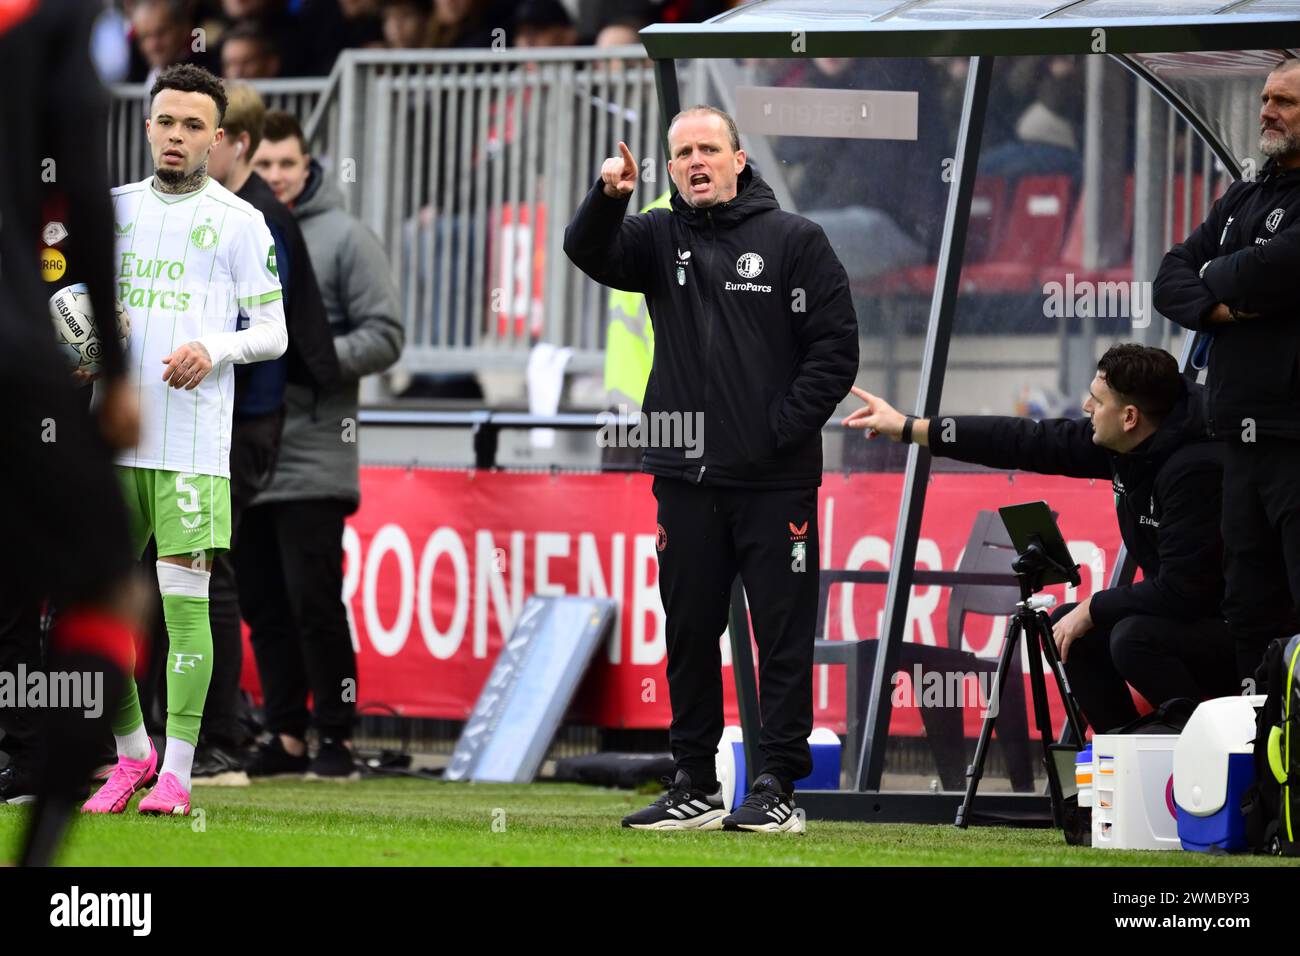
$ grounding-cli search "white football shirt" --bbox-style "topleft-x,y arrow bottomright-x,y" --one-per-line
106,176 -> 287,478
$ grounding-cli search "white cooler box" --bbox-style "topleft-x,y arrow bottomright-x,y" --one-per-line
1173,695 -> 1263,853
1091,734 -> 1180,850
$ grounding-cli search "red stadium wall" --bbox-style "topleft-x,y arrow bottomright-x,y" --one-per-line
241,468 -> 1124,736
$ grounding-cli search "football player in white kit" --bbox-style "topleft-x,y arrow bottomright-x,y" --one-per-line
83,64 -> 288,816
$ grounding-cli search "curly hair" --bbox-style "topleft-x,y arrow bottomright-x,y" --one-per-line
150,63 -> 228,128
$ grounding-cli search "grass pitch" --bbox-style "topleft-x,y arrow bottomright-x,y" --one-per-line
0,777 -> 1288,866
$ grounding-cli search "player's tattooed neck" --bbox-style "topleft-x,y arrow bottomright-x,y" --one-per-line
153,162 -> 209,196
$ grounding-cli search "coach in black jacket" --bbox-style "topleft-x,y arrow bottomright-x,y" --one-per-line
565,106 -> 858,831
845,345 -> 1236,733
1153,58 -> 1300,684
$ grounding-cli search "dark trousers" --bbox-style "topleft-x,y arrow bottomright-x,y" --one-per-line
0,596 -> 43,765
204,409 -> 283,746
653,477 -> 819,793
1054,602 -> 1237,734
235,498 -> 356,741
1221,439 -> 1300,687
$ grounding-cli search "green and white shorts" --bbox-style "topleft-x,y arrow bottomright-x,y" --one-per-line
117,467 -> 231,559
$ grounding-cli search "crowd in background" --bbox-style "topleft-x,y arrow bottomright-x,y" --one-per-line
118,0 -> 735,83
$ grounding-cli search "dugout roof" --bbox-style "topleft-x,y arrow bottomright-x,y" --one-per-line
643,0 -> 1300,168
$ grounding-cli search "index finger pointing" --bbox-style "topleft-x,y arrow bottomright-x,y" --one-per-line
850,385 -> 874,403
618,141 -> 635,166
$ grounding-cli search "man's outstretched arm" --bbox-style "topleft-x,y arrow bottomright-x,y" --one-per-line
843,387 -> 1111,480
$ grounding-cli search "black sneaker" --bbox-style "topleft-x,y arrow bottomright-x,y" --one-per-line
244,736 -> 310,778
621,769 -> 726,830
192,742 -> 251,787
0,764 -> 37,804
307,737 -> 359,781
722,773 -> 803,833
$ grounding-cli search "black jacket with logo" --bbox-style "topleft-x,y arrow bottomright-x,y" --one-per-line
1153,160 -> 1300,439
928,381 -> 1225,626
563,164 -> 859,488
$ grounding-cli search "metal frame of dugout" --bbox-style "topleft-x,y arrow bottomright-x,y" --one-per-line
637,1 -> 1300,824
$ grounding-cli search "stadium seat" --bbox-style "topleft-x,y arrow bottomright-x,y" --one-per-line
1038,174 -> 1135,289
955,174 -> 1075,295
869,174 -> 1074,298
869,175 -> 1007,297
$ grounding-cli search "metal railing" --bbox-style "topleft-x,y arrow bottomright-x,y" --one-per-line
108,49 -> 677,375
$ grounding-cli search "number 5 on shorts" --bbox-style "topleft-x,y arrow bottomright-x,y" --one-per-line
176,474 -> 202,530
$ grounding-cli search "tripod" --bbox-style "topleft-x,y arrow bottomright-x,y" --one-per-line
955,538 -> 1087,829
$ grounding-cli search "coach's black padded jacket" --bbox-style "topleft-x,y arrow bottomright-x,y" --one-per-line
928,381 -> 1225,627
564,164 -> 859,488
1153,159 -> 1300,439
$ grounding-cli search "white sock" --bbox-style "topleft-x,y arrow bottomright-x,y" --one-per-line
161,738 -> 196,790
115,725 -> 152,762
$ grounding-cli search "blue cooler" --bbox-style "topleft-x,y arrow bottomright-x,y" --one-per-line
717,727 -> 841,812
1173,695 -> 1263,853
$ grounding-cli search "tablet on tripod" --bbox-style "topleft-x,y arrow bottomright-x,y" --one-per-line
998,500 -> 1080,590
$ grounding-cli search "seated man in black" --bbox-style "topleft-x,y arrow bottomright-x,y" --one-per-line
844,343 -> 1236,733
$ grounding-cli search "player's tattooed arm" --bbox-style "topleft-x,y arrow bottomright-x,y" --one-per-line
161,341 -> 214,390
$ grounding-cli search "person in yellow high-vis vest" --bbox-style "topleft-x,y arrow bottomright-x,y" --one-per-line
601,189 -> 670,466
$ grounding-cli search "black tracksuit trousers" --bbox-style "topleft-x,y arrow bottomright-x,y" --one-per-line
235,498 -> 357,741
1221,439 -> 1300,687
653,477 -> 820,794
1053,602 -> 1237,734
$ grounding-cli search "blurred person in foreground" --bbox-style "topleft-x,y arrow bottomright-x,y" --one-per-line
0,0 -> 146,865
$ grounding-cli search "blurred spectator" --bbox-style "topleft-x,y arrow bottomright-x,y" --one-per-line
218,0 -> 317,75
594,18 -> 646,49
381,0 -> 432,48
575,0 -> 648,42
980,55 -> 1084,184
221,20 -> 282,77
513,0 -> 576,48
337,0 -> 388,48
128,0 -> 220,83
425,0 -> 518,49
769,56 -> 952,264
293,0 -> 386,73
644,0 -> 729,23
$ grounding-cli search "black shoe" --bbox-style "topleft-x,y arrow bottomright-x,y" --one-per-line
244,736 -> 310,778
192,742 -> 251,786
722,773 -> 803,833
307,737 -> 359,780
0,764 -> 37,804
621,769 -> 726,830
